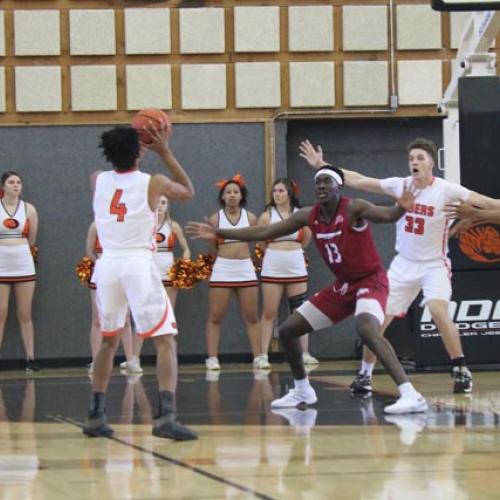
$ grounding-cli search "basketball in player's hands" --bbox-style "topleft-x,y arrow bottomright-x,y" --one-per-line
132,108 -> 172,146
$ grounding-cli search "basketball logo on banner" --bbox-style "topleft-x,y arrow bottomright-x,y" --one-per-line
457,224 -> 500,264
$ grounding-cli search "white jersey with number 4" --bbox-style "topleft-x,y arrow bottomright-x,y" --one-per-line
380,176 -> 470,262
93,170 -> 155,252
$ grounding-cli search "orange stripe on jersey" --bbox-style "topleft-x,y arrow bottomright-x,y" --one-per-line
22,219 -> 30,238
209,280 -> 258,288
95,237 -> 102,253
0,275 -> 36,283
260,276 -> 308,284
297,227 -> 304,243
167,232 -> 176,249
101,327 -> 122,337
137,304 -> 170,337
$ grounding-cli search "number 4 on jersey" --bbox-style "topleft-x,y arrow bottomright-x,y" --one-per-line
110,189 -> 127,222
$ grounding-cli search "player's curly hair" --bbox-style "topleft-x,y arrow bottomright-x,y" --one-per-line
407,138 -> 438,167
99,126 -> 141,171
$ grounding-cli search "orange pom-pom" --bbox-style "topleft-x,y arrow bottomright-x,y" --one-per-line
168,258 -> 198,289
194,254 -> 216,281
253,245 -> 264,273
30,245 -> 39,264
75,256 -> 94,285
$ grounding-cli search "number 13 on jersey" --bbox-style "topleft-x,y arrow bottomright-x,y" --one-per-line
110,189 -> 127,222
325,242 -> 342,264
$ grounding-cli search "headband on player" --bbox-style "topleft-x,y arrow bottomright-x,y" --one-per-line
314,167 -> 343,186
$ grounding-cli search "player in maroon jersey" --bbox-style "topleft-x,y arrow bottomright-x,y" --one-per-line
187,166 -> 428,414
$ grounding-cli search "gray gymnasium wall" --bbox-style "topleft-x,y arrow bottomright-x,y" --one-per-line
0,123 -> 266,361
0,118 -> 441,362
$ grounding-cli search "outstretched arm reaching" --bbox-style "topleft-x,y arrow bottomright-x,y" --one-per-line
341,169 -> 386,195
299,139 -> 385,194
445,201 -> 500,226
348,187 -> 415,225
299,140 -> 329,169
187,208 -> 312,242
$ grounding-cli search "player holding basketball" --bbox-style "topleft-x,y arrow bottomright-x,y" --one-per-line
187,165 -> 428,414
83,124 -> 197,440
300,138 -> 500,395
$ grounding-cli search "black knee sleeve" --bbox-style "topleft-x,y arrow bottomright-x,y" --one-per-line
288,292 -> 308,312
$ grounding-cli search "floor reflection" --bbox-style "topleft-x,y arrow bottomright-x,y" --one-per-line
0,380 -> 39,497
0,365 -> 498,498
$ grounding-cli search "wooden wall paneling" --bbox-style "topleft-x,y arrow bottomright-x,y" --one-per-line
264,119 -> 275,200
225,6 -> 234,111
115,8 -> 126,112
4,9 -> 14,114
334,5 -> 342,108
0,0 -> 497,125
280,6 -> 288,111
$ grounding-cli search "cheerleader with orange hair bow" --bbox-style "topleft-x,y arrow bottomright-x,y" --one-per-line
204,174 -> 261,371
0,171 -> 39,372
253,178 -> 317,370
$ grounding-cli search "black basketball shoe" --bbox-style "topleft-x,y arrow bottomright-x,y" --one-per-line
350,372 -> 372,395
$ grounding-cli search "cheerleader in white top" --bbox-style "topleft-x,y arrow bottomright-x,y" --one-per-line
131,195 -> 191,371
85,222 -> 135,374
204,175 -> 261,370
0,171 -> 39,371
301,137 -> 500,394
154,194 -> 191,306
254,178 -> 317,370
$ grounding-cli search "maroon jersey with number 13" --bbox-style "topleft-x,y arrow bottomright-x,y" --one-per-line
308,197 -> 384,284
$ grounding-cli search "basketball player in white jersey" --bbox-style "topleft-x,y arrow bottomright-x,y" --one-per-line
83,125 -> 197,441
300,138 -> 500,394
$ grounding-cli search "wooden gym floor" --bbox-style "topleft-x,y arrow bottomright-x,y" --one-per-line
0,360 -> 499,499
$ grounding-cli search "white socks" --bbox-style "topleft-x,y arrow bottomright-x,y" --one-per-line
294,378 -> 312,392
398,382 -> 418,397
361,361 -> 375,376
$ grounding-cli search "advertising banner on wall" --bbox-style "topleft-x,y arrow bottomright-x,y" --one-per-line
414,270 -> 500,367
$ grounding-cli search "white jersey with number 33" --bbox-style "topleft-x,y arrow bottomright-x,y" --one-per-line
94,170 -> 156,252
380,176 -> 470,262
